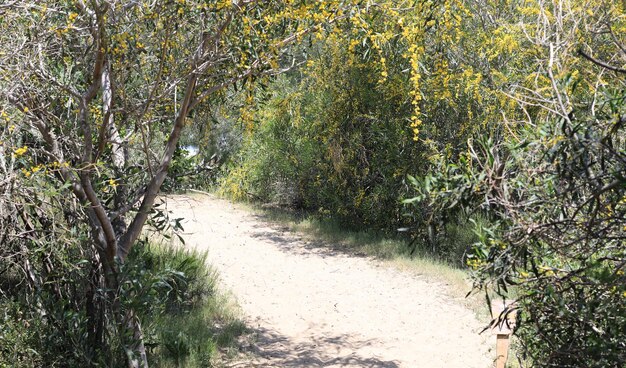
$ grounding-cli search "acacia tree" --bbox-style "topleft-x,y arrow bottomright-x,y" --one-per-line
0,0 -> 449,279
406,0 -> 626,366
2,0 -> 352,270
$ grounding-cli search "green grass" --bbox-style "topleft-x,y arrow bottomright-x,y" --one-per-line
256,206 -> 405,258
152,295 -> 246,368
128,241 -> 246,367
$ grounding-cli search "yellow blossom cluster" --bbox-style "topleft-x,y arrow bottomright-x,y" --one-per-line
21,164 -> 45,177
18,161 -> 71,178
111,32 -> 132,56
466,258 -> 484,270
407,44 -> 423,141
100,178 -> 118,193
13,146 -> 28,157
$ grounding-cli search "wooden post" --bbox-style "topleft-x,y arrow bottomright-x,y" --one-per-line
495,333 -> 510,368
491,300 -> 516,368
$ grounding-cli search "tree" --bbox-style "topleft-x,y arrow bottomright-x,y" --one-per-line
219,0 -> 504,242
405,0 -> 626,365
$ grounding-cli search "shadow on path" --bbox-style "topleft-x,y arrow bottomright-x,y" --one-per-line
241,326 -> 400,368
246,215 -> 372,260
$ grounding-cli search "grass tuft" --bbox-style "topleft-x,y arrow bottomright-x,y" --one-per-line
127,241 -> 246,367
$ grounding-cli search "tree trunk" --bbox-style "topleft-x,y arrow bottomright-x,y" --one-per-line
85,254 -> 105,362
123,311 -> 149,368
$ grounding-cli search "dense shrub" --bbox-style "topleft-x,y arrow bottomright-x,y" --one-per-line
162,145 -> 220,194
0,225 -> 242,367
406,1 -> 626,366
217,0 -> 510,259
125,242 -> 245,368
220,43 -> 427,233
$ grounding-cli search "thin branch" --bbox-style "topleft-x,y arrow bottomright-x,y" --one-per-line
118,56 -> 200,261
579,49 -> 626,74
548,43 -> 571,122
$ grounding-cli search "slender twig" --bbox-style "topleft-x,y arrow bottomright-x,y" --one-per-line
579,49 -> 626,74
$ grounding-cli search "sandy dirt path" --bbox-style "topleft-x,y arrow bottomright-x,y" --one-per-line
166,194 -> 493,368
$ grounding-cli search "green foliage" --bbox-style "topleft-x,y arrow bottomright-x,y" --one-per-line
404,1 -> 626,366
0,144 -> 235,366
217,0 -> 508,248
0,236 -> 242,367
163,145 -> 218,193
0,143 -> 99,366
220,39 -> 426,232
123,242 -> 245,367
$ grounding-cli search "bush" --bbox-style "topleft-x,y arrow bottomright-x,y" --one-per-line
0,233 -> 243,367
219,43 -> 426,233
162,145 -> 220,194
404,2 -> 626,366
125,242 -> 245,368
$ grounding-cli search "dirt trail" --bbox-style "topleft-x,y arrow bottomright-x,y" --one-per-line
166,194 -> 493,368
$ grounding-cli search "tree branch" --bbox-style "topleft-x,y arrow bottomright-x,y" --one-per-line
579,49 -> 626,74
118,64 -> 199,262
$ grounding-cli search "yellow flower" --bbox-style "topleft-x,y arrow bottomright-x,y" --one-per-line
13,146 -> 28,156
108,178 -> 118,188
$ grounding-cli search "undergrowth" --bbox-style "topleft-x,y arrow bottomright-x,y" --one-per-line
127,242 -> 246,368
0,240 -> 245,368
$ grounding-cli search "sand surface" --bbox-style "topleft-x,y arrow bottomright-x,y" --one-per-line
166,194 -> 493,368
